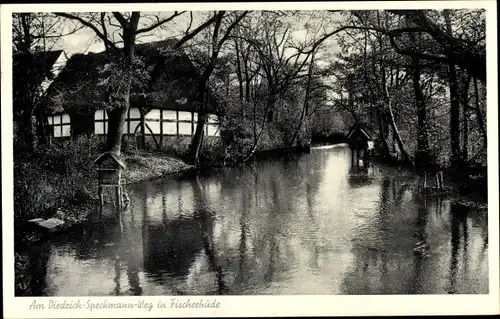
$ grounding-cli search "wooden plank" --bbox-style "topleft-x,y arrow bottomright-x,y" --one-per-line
176,110 -> 180,139
191,112 -> 194,136
159,109 -> 163,148
104,111 -> 107,135
60,115 -> 63,137
127,108 -> 131,135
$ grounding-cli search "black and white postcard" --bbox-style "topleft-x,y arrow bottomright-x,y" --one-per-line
2,1 -> 498,318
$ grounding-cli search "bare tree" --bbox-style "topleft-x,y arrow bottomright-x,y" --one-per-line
186,10 -> 250,165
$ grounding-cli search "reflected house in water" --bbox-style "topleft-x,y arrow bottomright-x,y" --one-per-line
141,212 -> 214,281
347,165 -> 375,188
130,177 -> 223,292
43,39 -> 223,149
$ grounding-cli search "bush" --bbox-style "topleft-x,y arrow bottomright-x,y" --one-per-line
14,135 -> 102,220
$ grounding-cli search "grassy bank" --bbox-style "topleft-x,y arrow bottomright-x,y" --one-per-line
122,152 -> 195,184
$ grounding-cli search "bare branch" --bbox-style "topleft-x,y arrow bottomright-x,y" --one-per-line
112,12 -> 128,27
185,11 -> 194,36
217,11 -> 250,49
173,14 -> 216,49
54,12 -> 118,51
107,15 -> 121,28
136,11 -> 186,34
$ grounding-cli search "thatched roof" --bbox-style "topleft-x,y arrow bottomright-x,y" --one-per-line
45,39 -> 221,115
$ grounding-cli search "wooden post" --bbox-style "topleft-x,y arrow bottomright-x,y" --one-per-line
159,109 -> 163,149
440,171 -> 444,189
176,111 -> 180,139
435,173 -> 439,191
127,108 -> 131,136
424,172 -> 427,190
104,111 -> 107,136
116,185 -> 123,233
116,185 -> 122,211
191,112 -> 195,137
98,186 -> 104,220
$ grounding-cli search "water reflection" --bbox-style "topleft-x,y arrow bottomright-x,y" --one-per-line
16,146 -> 488,296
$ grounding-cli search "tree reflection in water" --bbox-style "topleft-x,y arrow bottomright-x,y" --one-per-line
191,177 -> 228,294
113,191 -> 144,296
447,202 -> 469,294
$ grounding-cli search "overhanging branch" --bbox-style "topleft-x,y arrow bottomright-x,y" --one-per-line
136,11 -> 186,35
54,12 -> 118,52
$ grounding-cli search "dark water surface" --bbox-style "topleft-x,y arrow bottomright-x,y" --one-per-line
18,145 -> 488,295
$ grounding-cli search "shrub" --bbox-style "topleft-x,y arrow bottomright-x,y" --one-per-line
14,135 -> 102,220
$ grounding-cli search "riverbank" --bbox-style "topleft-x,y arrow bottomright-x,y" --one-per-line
122,152 -> 195,184
368,152 -> 487,201
14,150 -> 195,246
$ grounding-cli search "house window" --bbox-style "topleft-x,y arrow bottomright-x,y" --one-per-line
94,110 -> 108,135
95,107 -> 143,135
93,108 -> 219,137
126,107 -> 142,134
206,114 -> 220,137
144,109 -> 161,135
48,113 -> 71,137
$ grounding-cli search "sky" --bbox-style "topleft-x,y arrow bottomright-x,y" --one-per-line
56,12 -> 203,55
52,11 -> 343,58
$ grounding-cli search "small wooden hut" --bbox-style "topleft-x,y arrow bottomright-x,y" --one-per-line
346,124 -> 374,165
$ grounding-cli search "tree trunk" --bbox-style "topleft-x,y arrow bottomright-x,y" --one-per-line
444,10 -> 461,164
461,73 -> 472,162
376,108 -> 391,156
19,105 -> 36,153
140,108 -> 146,149
447,64 -> 461,163
189,112 -> 207,165
243,52 -> 251,103
376,14 -> 410,164
234,36 -> 244,105
253,98 -> 258,145
412,55 -> 430,167
106,107 -> 129,154
105,24 -> 137,155
244,98 -> 274,162
473,77 -> 487,147
387,97 -> 410,163
186,11 -> 230,165
289,52 -> 315,147
382,66 -> 410,163
35,107 -> 50,147
187,56 -> 216,164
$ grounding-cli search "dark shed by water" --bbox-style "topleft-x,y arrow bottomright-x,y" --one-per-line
346,124 -> 374,151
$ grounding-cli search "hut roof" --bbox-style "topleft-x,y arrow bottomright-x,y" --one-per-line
93,152 -> 126,169
45,39 -> 222,115
346,123 -> 373,141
